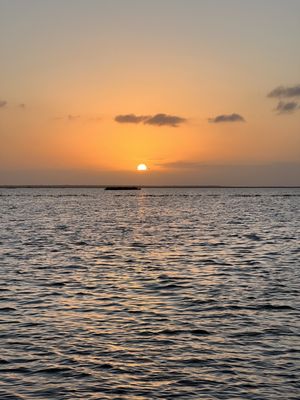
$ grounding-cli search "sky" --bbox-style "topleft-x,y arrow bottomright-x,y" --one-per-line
0,0 -> 299,185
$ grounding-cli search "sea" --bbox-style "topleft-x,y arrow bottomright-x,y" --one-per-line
0,187 -> 299,399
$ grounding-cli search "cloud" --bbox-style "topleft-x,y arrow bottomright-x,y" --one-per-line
67,115 -> 80,121
0,101 -> 27,109
52,114 -> 81,122
275,101 -> 299,114
53,114 -> 103,122
268,84 -> 300,98
144,113 -> 186,127
208,113 -> 245,123
115,113 -> 186,127
115,114 -> 149,124
156,160 -> 205,169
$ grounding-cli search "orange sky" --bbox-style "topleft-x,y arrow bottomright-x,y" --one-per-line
0,0 -> 299,185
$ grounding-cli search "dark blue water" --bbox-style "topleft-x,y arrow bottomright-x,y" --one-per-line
0,188 -> 299,399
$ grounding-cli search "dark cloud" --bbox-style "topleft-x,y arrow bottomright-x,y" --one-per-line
275,101 -> 299,114
268,84 -> 300,98
144,113 -> 186,127
115,114 -> 149,124
208,113 -> 245,123
115,113 -> 186,127
0,100 -> 7,108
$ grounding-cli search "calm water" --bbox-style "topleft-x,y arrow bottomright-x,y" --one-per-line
0,188 -> 299,399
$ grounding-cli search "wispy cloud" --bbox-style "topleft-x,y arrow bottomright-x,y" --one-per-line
53,114 -> 103,123
268,84 -> 300,98
0,101 -> 27,109
208,113 -> 245,123
53,115 -> 81,121
115,113 -> 187,127
67,114 -> 80,121
156,160 -> 208,169
275,101 -> 299,114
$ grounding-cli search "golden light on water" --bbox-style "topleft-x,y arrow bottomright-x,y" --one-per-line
137,163 -> 148,171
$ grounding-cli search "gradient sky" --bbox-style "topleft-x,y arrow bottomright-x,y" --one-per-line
0,0 -> 299,185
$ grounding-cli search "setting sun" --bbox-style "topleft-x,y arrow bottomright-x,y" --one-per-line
137,163 -> 148,171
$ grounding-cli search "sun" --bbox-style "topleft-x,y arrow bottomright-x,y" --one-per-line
137,163 -> 148,171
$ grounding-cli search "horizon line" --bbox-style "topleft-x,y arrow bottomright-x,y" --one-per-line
0,185 -> 299,189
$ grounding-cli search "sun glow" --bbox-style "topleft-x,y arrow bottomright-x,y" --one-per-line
137,163 -> 148,171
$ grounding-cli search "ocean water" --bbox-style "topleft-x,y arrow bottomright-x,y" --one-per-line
0,188 -> 299,400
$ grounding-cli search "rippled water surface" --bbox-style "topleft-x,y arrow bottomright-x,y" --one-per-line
0,188 -> 299,399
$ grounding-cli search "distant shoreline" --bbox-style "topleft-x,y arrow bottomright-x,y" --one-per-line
0,185 -> 299,189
